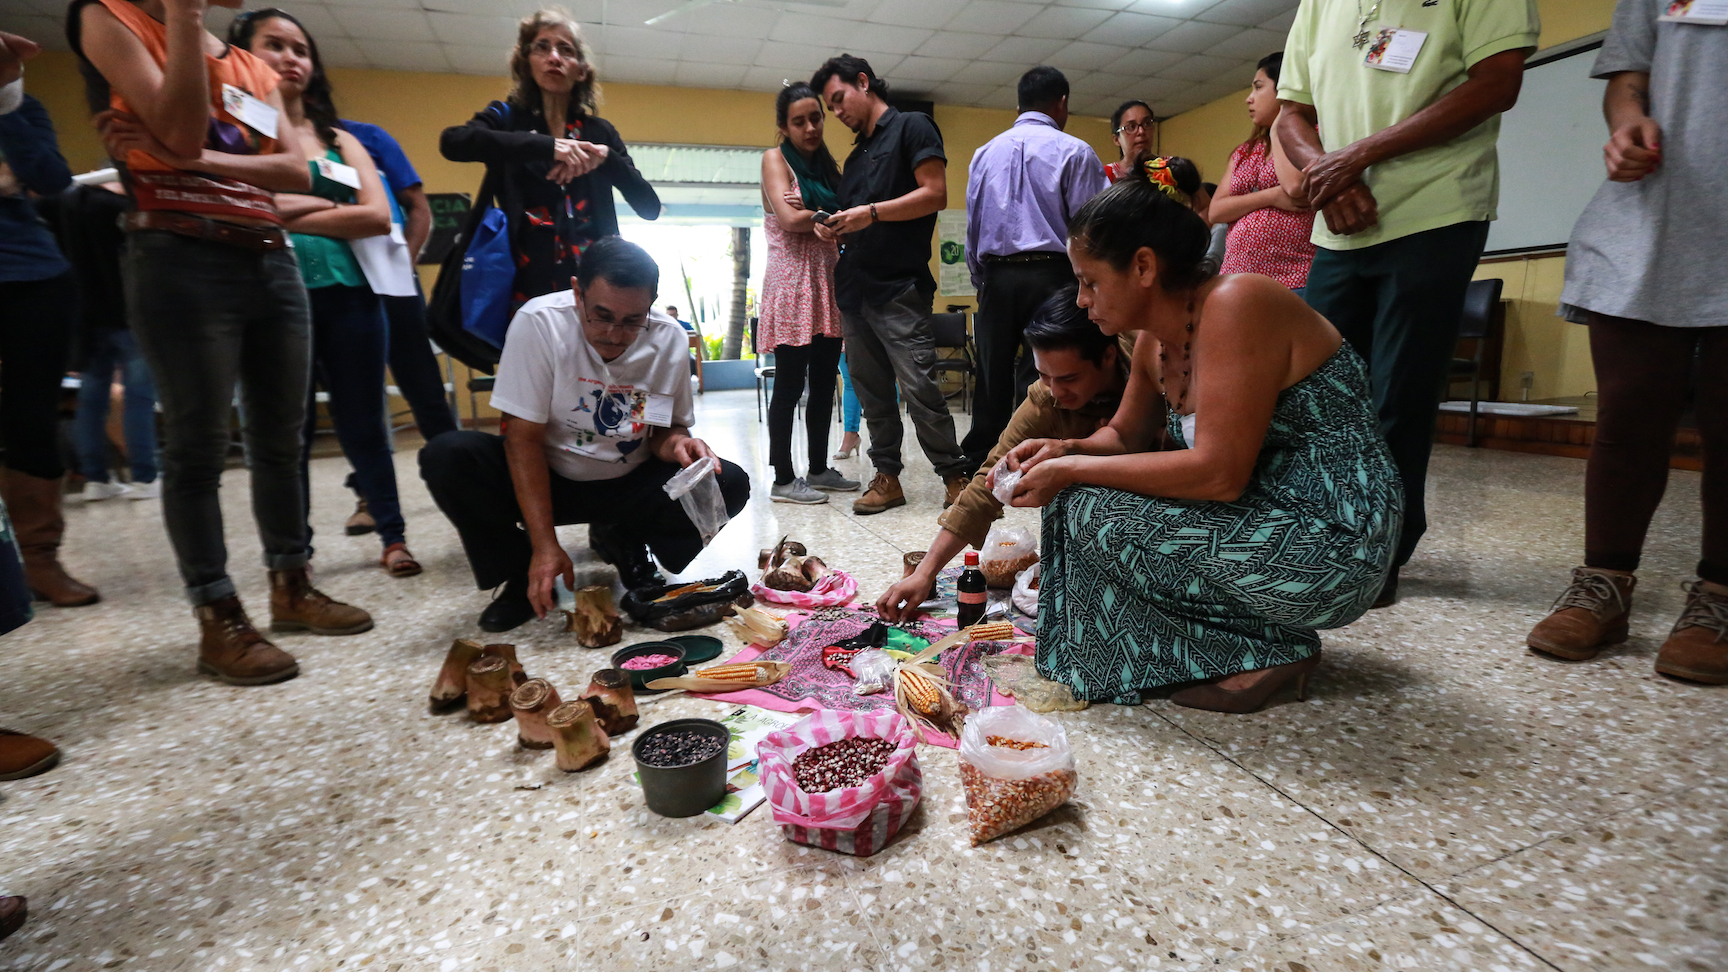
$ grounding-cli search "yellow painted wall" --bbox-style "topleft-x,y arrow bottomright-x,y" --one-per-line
1158,0 -> 1619,401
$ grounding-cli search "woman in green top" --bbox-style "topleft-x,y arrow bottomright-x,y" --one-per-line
233,9 -> 420,577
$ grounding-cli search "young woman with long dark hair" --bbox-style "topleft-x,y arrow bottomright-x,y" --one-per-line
1209,52 -> 1316,293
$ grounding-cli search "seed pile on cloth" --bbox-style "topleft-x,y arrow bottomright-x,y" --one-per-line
792,737 -> 897,792
620,653 -> 680,670
637,729 -> 724,767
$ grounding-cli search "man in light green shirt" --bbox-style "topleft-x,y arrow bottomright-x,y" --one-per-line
1275,0 -> 1539,607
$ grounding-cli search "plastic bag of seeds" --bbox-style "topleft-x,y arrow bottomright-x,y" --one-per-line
758,709 -> 922,857
957,704 -> 1077,845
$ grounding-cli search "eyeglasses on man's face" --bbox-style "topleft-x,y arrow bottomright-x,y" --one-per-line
1115,119 -> 1151,136
530,40 -> 580,60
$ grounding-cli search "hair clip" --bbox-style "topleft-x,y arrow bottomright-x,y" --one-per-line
1142,157 -> 1190,205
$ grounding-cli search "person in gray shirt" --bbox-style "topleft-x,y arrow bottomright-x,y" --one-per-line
1527,0 -> 1728,684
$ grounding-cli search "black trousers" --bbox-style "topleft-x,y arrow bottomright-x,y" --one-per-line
768,335 -> 842,483
960,257 -> 1073,470
418,430 -> 751,589
1302,220 -> 1489,569
383,291 -> 459,441
0,274 -> 76,479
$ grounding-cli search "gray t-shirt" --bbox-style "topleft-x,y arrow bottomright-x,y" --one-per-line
1558,0 -> 1728,327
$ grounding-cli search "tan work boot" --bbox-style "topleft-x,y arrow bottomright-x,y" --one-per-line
344,496 -> 376,536
0,729 -> 60,780
852,473 -> 906,515
943,473 -> 970,509
269,568 -> 374,635
1654,580 -> 1728,685
196,596 -> 299,685
1527,566 -> 1635,661
1,469 -> 99,607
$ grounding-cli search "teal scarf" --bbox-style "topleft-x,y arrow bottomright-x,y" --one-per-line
779,141 -> 839,213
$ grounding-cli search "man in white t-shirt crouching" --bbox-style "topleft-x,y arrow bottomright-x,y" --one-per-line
419,237 -> 750,632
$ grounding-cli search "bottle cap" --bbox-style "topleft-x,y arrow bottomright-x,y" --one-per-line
964,551 -> 979,566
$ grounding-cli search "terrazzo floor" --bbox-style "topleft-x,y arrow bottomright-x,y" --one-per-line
2,389 -> 1723,972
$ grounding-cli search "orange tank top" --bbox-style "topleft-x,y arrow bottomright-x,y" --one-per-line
92,0 -> 282,224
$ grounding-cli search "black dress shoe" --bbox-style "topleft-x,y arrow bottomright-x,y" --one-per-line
479,578 -> 536,633
1371,568 -> 1399,609
588,524 -> 666,591
0,895 -> 26,943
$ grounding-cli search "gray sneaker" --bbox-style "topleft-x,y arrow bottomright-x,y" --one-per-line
771,478 -> 829,505
806,467 -> 860,492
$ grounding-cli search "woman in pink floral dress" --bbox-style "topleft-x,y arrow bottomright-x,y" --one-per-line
759,82 -> 858,504
1211,53 -> 1316,294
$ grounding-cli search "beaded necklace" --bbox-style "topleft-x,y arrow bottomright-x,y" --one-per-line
1157,297 -> 1199,413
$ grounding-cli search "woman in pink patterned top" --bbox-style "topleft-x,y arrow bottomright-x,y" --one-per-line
759,82 -> 858,504
1211,53 -> 1316,292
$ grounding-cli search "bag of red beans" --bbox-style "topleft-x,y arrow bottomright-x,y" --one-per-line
758,710 -> 922,857
957,705 -> 1077,845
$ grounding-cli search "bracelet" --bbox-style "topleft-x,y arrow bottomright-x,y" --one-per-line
869,202 -> 879,223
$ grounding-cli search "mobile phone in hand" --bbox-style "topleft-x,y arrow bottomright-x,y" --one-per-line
812,211 -> 834,225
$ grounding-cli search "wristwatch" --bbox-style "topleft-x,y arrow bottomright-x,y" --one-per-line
869,203 -> 879,223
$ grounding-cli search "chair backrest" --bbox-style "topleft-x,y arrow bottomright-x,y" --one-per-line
1458,277 -> 1503,340
930,312 -> 968,349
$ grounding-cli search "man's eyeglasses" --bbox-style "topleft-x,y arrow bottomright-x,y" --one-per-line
587,318 -> 648,334
530,40 -> 580,60
1115,120 -> 1152,136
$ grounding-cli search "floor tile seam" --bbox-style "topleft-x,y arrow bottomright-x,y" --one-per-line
836,869 -> 897,972
574,859 -> 836,924
1149,709 -> 1571,972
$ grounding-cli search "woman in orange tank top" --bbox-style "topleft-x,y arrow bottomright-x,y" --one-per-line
74,0 -> 374,687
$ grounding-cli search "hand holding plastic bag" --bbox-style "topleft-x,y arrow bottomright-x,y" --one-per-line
990,460 -> 1022,507
662,458 -> 729,545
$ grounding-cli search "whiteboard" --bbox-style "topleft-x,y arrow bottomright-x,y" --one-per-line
1485,43 -> 1609,255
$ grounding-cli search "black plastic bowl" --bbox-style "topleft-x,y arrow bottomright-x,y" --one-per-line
665,634 -> 724,665
611,642 -> 687,691
632,718 -> 730,817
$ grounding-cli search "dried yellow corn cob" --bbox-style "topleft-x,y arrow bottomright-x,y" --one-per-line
695,664 -> 765,683
899,667 -> 941,714
967,621 -> 1016,642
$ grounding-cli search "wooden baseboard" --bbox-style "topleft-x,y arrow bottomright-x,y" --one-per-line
1434,411 -> 1703,471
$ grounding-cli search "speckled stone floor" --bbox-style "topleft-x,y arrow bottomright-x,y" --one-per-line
2,389 -> 1723,972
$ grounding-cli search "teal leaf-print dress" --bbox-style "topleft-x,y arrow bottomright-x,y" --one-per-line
1036,344 -> 1402,704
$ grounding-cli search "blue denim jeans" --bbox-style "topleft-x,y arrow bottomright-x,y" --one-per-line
75,329 -> 158,484
124,231 -> 312,605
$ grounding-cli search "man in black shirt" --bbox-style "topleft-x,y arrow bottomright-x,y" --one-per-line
812,55 -> 969,515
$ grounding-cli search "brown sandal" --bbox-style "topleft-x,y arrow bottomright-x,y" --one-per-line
381,543 -> 422,578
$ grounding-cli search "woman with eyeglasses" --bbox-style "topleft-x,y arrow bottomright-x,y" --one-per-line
440,7 -> 659,310
230,8 -> 422,579
1104,100 -> 1155,184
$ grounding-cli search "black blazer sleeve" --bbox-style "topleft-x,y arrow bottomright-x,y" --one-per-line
440,101 -> 555,165
591,117 -> 660,221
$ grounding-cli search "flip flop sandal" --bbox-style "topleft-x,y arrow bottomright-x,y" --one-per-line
381,543 -> 422,578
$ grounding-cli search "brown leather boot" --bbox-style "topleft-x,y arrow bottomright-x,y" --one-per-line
0,895 -> 25,943
268,568 -> 373,635
852,473 -> 905,515
1654,581 -> 1728,685
0,729 -> 59,780
197,596 -> 299,685
0,469 -> 99,607
1527,566 -> 1635,661
943,473 -> 970,509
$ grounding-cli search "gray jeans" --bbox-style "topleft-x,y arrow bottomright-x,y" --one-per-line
124,231 -> 313,605
841,284 -> 968,479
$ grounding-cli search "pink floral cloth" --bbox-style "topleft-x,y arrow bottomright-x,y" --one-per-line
757,174 -> 843,353
1220,140 -> 1317,290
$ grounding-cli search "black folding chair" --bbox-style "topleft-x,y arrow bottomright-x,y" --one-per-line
1448,277 -> 1504,447
929,311 -> 976,413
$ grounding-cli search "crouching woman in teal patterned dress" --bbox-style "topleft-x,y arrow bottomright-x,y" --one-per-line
997,174 -> 1401,713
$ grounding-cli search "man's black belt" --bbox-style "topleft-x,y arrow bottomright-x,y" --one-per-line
983,252 -> 1067,264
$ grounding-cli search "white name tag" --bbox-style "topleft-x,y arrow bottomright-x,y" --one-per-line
1659,0 -> 1728,23
314,157 -> 362,190
389,222 -> 406,244
1364,28 -> 1427,73
641,392 -> 675,428
221,83 -> 278,139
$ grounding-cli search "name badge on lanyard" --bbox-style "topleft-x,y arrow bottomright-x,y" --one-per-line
1363,28 -> 1428,73
1660,0 -> 1728,23
221,83 -> 279,139
315,157 -> 362,190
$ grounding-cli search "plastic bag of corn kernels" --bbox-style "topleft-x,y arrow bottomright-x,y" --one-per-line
759,709 -> 922,857
957,704 -> 1077,845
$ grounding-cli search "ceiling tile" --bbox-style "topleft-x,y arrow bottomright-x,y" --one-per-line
1186,77 -> 1250,102
1153,52 -> 1239,80
825,0 -> 888,22
426,13 -> 520,50
754,39 -> 836,69
601,24 -> 682,59
1145,19 -> 1239,52
677,32 -> 763,65
928,80 -> 998,104
270,4 -> 347,40
849,22 -> 935,53
365,40 -> 452,72
1194,0 -> 1298,27
1070,70 -> 1136,95
316,37 -> 371,71
1259,8 -> 1299,30
331,8 -> 437,43
1054,0 -> 1137,10
675,3 -> 781,37
610,0 -> 687,24
444,44 -> 511,76
978,85 -> 1020,109
1080,10 -> 1181,46
1013,5 -> 1114,39
1132,0 -> 1225,15
1203,25 -> 1287,61
321,0 -> 422,8
742,65 -> 795,90
674,61 -> 749,88
603,56 -> 680,84
1072,94 -> 1121,116
1127,76 -> 1192,102
868,0 -> 972,28
1046,40 -> 1132,70
1105,46 -> 1186,74
948,59 -> 1027,86
892,55 -> 969,82
943,0 -> 1041,34
979,35 -> 1069,64
914,31 -> 1003,60
849,51 -> 907,75
767,12 -> 855,45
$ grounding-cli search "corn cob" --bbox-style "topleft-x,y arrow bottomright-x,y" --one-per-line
652,581 -> 717,603
723,606 -> 787,646
899,667 -> 942,715
967,621 -> 1017,642
694,663 -> 766,684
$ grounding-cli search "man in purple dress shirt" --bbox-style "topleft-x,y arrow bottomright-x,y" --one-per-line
960,66 -> 1107,472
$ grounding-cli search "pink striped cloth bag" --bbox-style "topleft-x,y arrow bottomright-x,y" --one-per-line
757,710 -> 922,856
